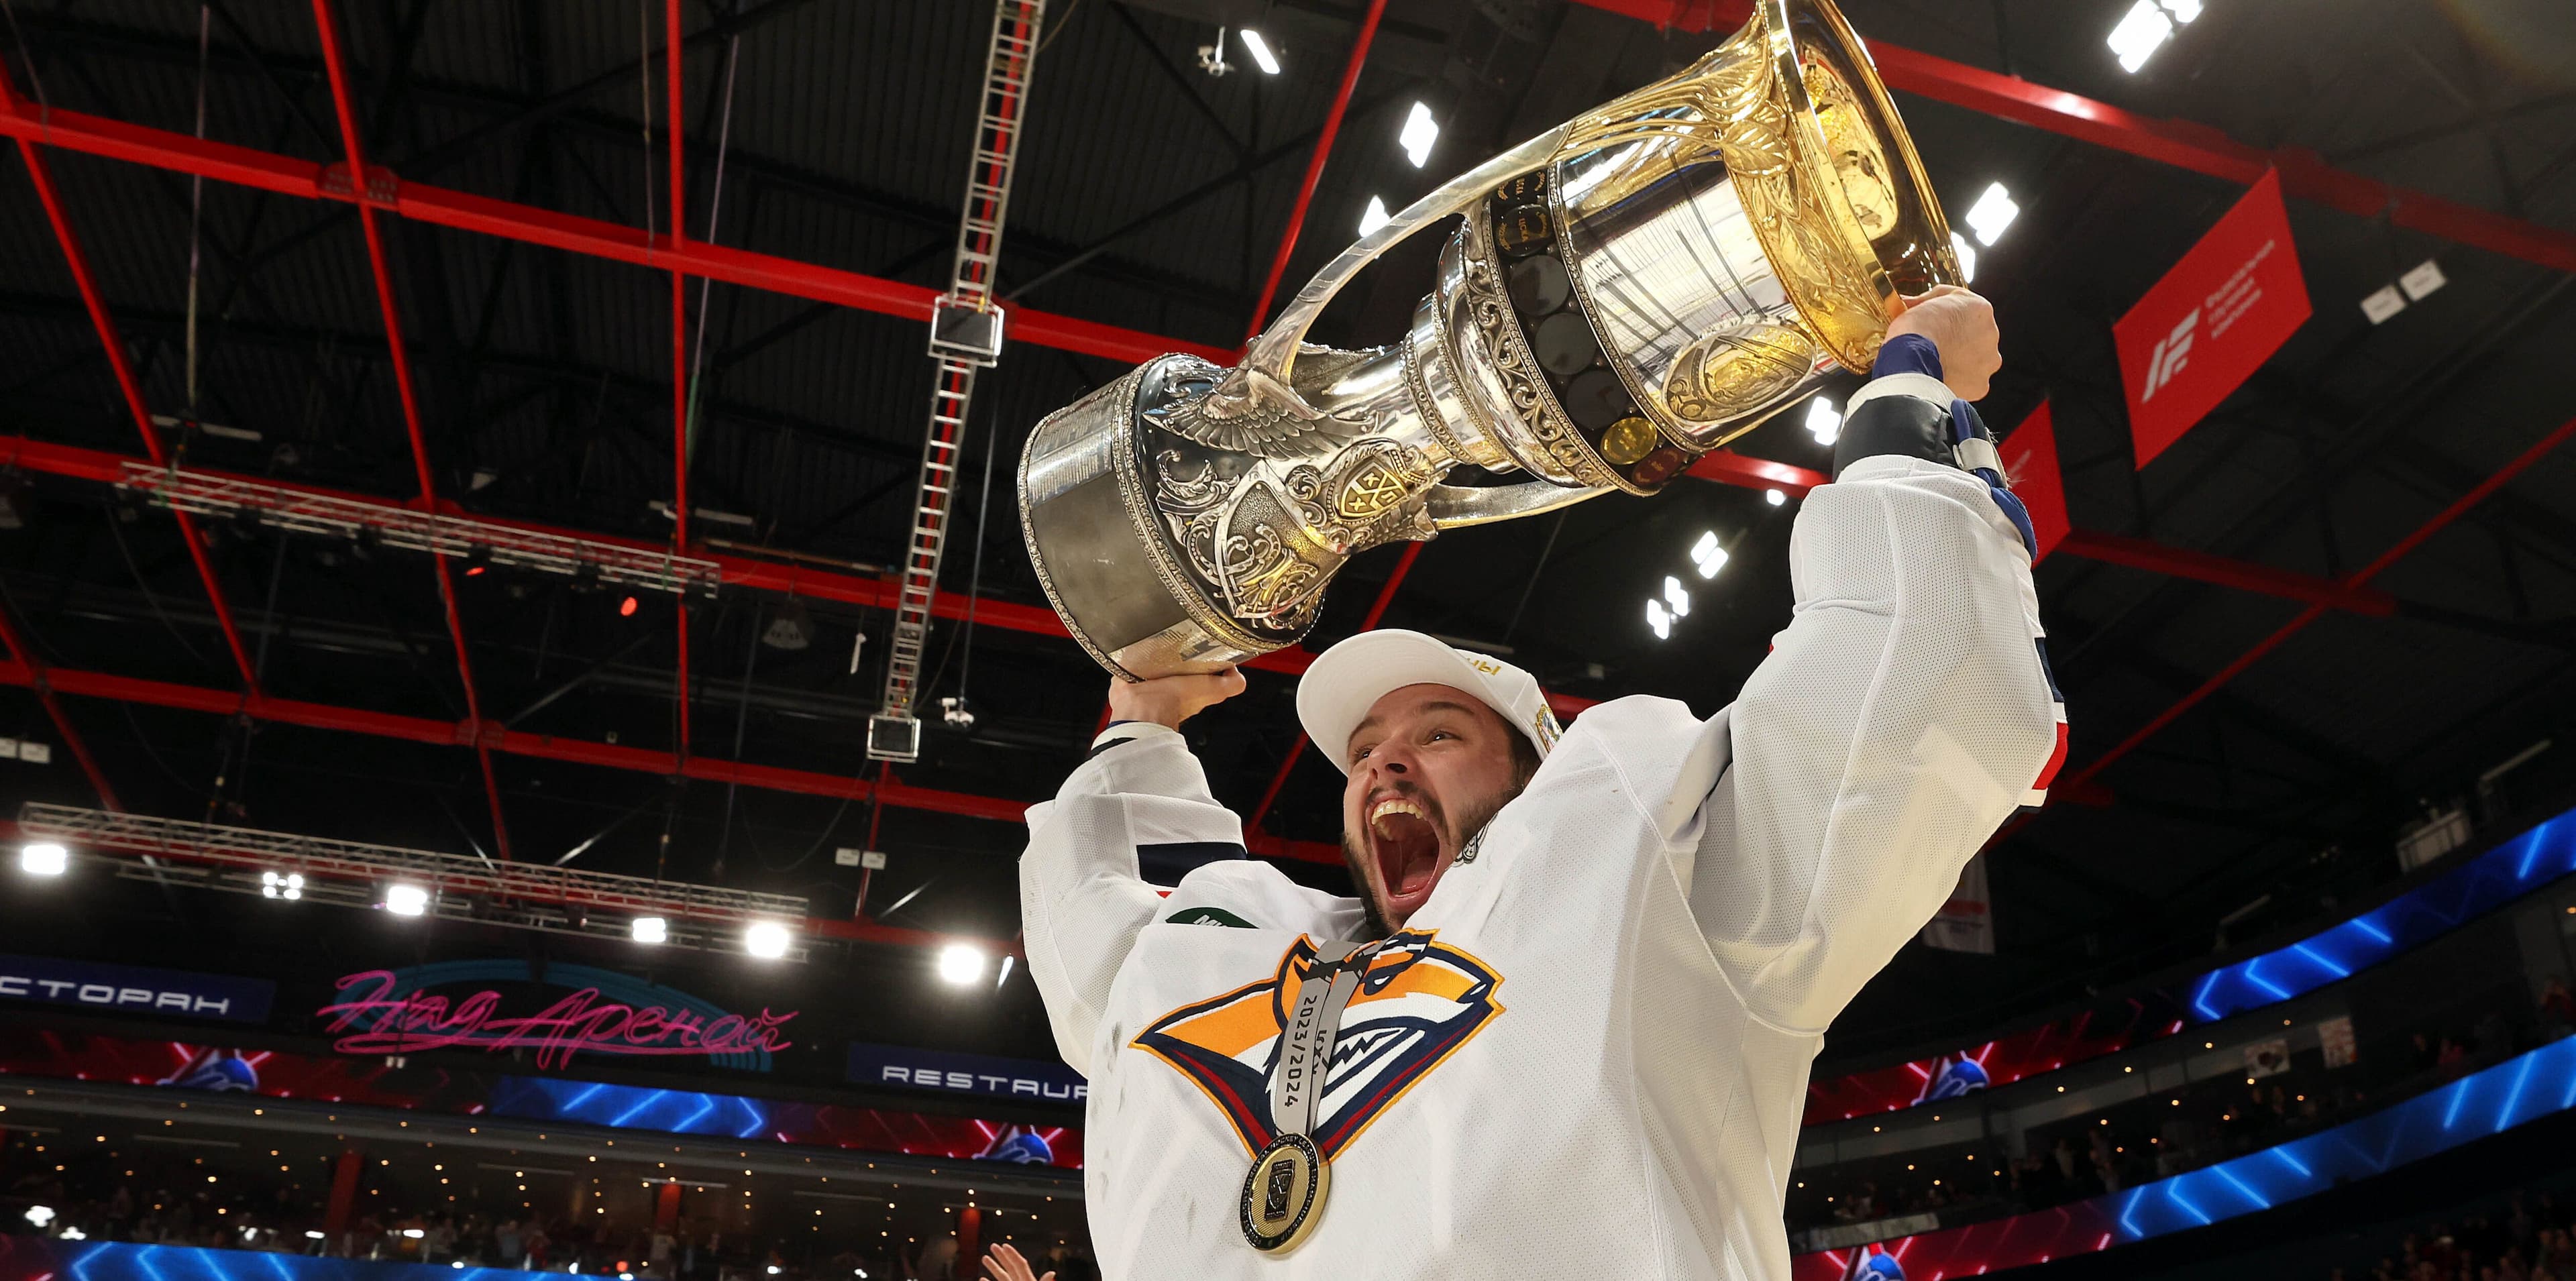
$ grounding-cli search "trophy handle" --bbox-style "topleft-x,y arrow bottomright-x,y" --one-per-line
1229,126 -> 1568,402
1424,480 -> 1615,530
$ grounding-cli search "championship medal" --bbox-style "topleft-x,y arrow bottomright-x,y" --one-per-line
1238,1132 -> 1328,1251
1238,940 -> 1371,1253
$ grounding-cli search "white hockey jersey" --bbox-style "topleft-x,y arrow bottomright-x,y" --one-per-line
1020,453 -> 2059,1279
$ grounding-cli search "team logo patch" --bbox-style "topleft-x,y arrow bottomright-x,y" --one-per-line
1131,930 -> 1504,1158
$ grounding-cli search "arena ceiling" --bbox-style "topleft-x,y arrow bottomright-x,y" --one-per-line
1,0 -> 2572,1065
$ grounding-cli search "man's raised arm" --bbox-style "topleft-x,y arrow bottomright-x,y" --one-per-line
1018,669 -> 1248,1074
1686,288 -> 2064,1035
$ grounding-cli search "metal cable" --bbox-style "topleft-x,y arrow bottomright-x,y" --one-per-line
105,507 -> 217,671
184,5 -> 208,414
686,35 -> 744,389
639,0 -> 657,243
1499,512 -> 1566,647
953,417 -> 1002,701
1032,0 -> 1081,56
0,0 -> 51,116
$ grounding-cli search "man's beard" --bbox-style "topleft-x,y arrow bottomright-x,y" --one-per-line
1342,782 -> 1523,939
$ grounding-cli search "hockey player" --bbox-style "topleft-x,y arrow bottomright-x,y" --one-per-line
1019,286 -> 2065,1277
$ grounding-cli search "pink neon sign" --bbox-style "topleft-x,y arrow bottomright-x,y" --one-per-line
319,969 -> 797,1070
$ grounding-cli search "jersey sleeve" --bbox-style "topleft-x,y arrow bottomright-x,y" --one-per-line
1682,445 -> 2058,1035
1018,724 -> 1248,1074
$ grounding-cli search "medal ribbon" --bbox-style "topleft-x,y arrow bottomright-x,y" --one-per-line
1269,940 -> 1373,1143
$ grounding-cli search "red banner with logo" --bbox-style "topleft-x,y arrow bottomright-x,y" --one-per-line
2114,169 -> 2310,467
1998,401 -> 2069,563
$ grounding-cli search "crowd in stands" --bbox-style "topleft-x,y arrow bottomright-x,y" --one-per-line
5,1142 -> 1094,1281
1787,979 -> 2574,1244
2327,1191 -> 2576,1281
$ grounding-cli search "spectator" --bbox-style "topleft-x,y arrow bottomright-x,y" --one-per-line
2540,979 -> 2576,1040
2438,1034 -> 2471,1080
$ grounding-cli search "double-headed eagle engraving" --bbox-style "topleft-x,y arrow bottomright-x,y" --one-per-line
1142,348 -> 1379,461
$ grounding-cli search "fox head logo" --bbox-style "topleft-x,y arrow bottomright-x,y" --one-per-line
1131,930 -> 1504,1158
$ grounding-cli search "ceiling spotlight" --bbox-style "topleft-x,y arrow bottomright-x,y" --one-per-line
1964,182 -> 2019,247
20,842 -> 66,877
1644,598 -> 1672,640
762,600 -> 815,651
632,916 -> 668,946
2108,0 -> 2201,73
1805,396 -> 1842,447
2398,258 -> 2447,302
1690,531 -> 1729,579
1662,575 -> 1692,619
744,921 -> 791,960
2107,1 -> 2173,71
462,545 -> 493,577
1196,32 -> 1232,76
261,871 -> 304,901
1237,28 -> 1281,75
1399,102 -> 1439,168
1358,194 -> 1392,237
384,883 -> 430,916
1951,232 -> 1978,284
619,596 -> 640,618
938,944 -> 987,986
1764,488 -> 1786,506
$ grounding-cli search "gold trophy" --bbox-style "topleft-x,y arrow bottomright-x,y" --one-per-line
1020,0 -> 1961,678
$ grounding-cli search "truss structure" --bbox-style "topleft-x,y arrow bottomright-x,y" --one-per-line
18,803 -> 808,940
869,0 -> 1048,762
119,461 -> 724,596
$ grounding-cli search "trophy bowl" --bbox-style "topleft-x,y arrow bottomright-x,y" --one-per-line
1020,0 -> 1962,680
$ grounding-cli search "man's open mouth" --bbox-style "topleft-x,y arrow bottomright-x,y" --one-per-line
1368,796 -> 1445,913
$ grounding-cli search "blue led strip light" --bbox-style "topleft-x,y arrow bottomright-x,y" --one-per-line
2110,1032 -> 2576,1243
2186,810 -> 2576,1023
486,1075 -> 773,1140
47,1242 -> 555,1281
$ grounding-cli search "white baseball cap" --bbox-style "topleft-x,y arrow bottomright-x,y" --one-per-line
1295,628 -> 1562,775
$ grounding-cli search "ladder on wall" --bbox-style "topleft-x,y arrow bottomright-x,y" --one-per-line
867,0 -> 1046,763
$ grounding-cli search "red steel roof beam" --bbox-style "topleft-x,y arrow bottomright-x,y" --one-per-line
1,90 -> 263,693
0,436 -> 1337,677
1860,44 -> 2576,275
1688,449 -> 1825,496
1686,455 -> 2412,616
2061,412 -> 2576,797
0,604 -> 123,812
1241,540 -> 1423,838
2053,528 -> 2397,616
0,97 -> 1230,367
311,0 -> 513,860
0,653 -> 1350,868
1241,0 -> 1389,343
1560,0 -> 2576,275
